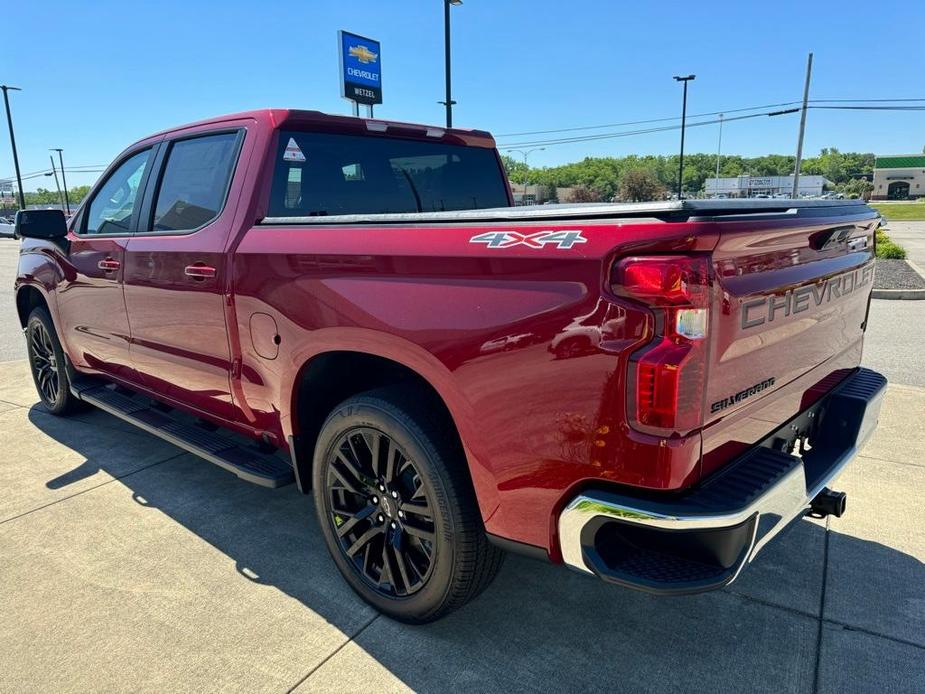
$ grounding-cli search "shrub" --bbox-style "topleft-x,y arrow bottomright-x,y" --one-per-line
875,228 -> 907,259
877,242 -> 907,260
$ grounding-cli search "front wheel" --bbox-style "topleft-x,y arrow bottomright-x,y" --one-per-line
26,307 -> 83,415
312,386 -> 504,623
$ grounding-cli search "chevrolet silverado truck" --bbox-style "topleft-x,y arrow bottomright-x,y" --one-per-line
13,109 -> 886,622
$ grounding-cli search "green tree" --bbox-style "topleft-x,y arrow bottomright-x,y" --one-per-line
619,168 -> 665,202
837,178 -> 874,200
569,185 -> 602,203
22,185 -> 91,208
500,155 -> 527,182
496,149 -> 876,198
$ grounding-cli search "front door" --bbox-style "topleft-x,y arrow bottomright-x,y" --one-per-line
888,181 -> 910,200
123,129 -> 245,422
56,147 -> 154,382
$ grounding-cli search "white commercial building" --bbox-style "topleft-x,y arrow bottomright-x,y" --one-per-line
872,155 -> 925,200
704,175 -> 830,198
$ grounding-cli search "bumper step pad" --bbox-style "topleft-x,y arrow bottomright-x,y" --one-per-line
71,381 -> 294,488
559,367 -> 888,595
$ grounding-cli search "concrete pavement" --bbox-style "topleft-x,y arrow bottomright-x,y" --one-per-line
0,356 -> 922,693
862,298 -> 925,388
0,238 -> 25,362
884,221 -> 925,269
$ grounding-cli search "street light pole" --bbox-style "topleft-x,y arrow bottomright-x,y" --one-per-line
48,156 -> 64,209
673,74 -> 695,200
506,147 -> 544,205
51,148 -> 70,214
1,85 -> 25,210
440,0 -> 462,128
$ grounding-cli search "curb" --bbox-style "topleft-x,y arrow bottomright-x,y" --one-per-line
873,258 -> 925,300
872,288 -> 925,300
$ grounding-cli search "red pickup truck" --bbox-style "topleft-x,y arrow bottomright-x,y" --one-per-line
14,109 -> 886,622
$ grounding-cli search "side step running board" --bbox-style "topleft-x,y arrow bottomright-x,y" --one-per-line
71,381 -> 295,488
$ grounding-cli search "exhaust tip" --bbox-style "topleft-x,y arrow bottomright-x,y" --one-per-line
810,487 -> 847,518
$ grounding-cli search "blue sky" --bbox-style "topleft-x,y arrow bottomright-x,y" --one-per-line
3,0 -> 924,189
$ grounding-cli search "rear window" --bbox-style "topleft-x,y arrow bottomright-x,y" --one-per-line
267,130 -> 508,217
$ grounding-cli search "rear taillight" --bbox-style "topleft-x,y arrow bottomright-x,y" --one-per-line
612,256 -> 712,435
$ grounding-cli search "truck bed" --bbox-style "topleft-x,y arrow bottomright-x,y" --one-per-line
262,198 -> 871,225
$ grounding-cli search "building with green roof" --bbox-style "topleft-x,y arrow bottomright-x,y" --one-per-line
873,154 -> 925,200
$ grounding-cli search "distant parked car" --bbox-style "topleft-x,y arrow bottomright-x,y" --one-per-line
0,222 -> 15,238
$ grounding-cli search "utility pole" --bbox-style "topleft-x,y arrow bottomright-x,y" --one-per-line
791,52 -> 813,198
51,148 -> 70,214
48,156 -> 64,208
440,0 -> 462,128
715,113 -> 724,180
1,85 -> 25,210
673,74 -> 695,200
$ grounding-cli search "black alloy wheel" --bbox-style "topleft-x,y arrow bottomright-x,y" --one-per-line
313,387 -> 504,623
326,426 -> 436,597
29,319 -> 60,405
25,307 -> 83,416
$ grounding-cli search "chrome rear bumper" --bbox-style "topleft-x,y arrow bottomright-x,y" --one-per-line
557,368 -> 887,595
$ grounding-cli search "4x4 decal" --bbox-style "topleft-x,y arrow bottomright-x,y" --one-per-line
469,230 -> 588,249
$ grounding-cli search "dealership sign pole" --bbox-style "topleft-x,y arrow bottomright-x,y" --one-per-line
339,30 -> 382,118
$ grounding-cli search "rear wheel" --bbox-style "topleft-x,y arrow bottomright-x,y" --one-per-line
26,307 -> 83,415
312,386 -> 504,622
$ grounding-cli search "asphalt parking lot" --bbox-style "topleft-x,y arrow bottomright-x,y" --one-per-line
0,237 -> 923,692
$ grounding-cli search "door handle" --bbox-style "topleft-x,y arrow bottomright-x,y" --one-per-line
184,264 -> 217,280
98,258 -> 120,272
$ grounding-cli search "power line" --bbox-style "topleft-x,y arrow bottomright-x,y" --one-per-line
498,109 -> 794,149
1,166 -> 106,183
495,97 -> 925,139
495,101 -> 803,138
497,104 -> 924,150
811,105 -> 925,111
812,98 -> 925,103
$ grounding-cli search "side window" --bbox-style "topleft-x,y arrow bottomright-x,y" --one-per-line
84,149 -> 151,235
150,132 -> 240,232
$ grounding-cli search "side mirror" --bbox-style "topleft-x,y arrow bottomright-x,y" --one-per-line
15,209 -> 68,240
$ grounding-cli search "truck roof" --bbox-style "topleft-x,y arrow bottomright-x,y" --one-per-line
144,108 -> 497,147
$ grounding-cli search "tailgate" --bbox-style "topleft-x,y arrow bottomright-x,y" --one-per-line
703,203 -> 879,432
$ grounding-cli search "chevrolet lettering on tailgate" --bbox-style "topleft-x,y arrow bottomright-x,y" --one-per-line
741,264 -> 874,330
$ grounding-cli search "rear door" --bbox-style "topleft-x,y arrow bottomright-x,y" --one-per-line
123,128 -> 246,421
57,147 -> 155,381
701,203 -> 879,472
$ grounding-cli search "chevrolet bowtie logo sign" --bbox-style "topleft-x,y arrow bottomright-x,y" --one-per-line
348,45 -> 378,64
340,30 -> 382,105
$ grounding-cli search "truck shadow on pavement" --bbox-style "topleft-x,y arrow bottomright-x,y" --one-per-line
27,405 -> 925,693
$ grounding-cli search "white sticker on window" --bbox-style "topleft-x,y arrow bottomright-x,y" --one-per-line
283,137 -> 306,162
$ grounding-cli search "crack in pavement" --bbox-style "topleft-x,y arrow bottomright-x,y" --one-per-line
285,614 -> 381,693
0,451 -> 186,526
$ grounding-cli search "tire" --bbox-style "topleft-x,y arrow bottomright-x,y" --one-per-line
312,385 -> 504,623
26,307 -> 83,415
